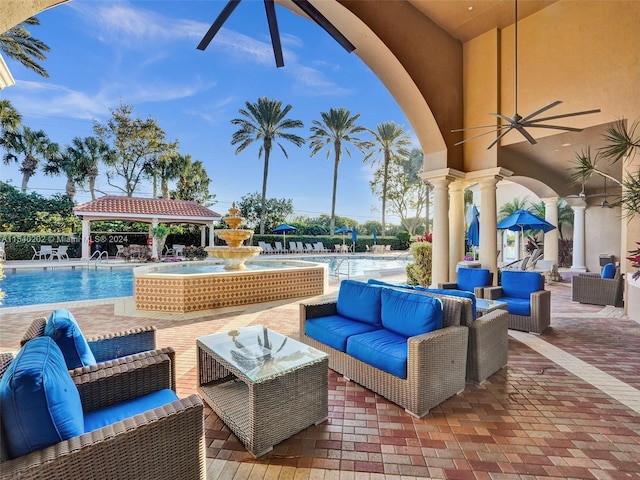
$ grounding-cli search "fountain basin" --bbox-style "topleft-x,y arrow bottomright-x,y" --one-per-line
134,260 -> 327,313
205,246 -> 261,270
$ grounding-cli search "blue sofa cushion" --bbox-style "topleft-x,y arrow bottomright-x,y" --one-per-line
346,329 -> 408,378
415,286 -> 477,320
0,337 -> 84,459
336,280 -> 382,326
457,268 -> 491,293
501,271 -> 543,299
601,263 -> 616,279
380,288 -> 443,338
305,315 -> 380,352
367,279 -> 413,289
44,308 -> 97,369
500,297 -> 532,316
84,389 -> 179,433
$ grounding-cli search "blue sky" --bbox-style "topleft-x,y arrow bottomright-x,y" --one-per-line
0,0 -> 417,225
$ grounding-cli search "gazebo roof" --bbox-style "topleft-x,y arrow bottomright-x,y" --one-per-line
73,195 -> 221,224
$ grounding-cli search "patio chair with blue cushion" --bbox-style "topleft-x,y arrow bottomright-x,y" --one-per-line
483,270 -> 551,334
0,338 -> 205,480
438,267 -> 494,297
571,262 -> 624,307
20,309 -> 175,387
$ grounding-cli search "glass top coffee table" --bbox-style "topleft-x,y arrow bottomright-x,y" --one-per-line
476,298 -> 508,316
197,325 -> 328,457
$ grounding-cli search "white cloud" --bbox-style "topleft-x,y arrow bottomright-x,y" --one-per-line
289,65 -> 351,96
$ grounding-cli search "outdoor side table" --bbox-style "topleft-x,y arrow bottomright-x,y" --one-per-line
476,298 -> 508,317
197,325 -> 328,457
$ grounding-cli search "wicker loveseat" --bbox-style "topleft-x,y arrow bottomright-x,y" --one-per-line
299,280 -> 469,418
571,263 -> 624,307
0,342 -> 205,480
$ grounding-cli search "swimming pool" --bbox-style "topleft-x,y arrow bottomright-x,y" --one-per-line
0,256 -> 411,308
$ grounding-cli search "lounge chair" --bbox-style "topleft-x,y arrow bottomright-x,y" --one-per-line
263,243 -> 275,254
0,341 -> 205,480
54,245 -> 69,260
289,241 -> 299,253
295,241 -> 305,253
305,243 -> 314,253
313,242 -> 328,253
0,241 -> 5,260
274,241 -> 286,253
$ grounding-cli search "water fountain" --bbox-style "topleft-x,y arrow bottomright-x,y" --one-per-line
205,202 -> 262,270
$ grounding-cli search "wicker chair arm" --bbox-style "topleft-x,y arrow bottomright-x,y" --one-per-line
466,309 -> 509,383
483,286 -> 504,300
19,317 -> 47,347
407,325 -> 468,362
437,282 -> 458,289
0,396 -> 205,480
0,353 -> 14,377
299,302 -> 338,337
88,326 -> 157,362
72,349 -> 175,412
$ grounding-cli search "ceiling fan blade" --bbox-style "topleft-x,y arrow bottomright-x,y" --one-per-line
486,125 -> 515,150
197,0 -> 242,51
490,112 -> 516,124
452,123 -> 508,132
527,108 -> 601,123
523,123 -> 583,132
520,100 -> 563,123
292,0 -> 355,53
514,125 -> 538,145
264,0 -> 284,67
454,126 -> 510,146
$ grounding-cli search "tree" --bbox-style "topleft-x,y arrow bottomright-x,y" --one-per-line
308,107 -> 372,235
370,154 -> 426,235
531,199 -> 573,240
231,97 -> 305,234
237,193 -> 294,233
0,99 -> 22,137
93,102 -> 168,196
0,16 -> 50,78
143,142 -> 182,198
2,126 -> 57,193
43,146 -> 81,199
365,122 -> 412,235
498,197 -> 531,222
172,156 -> 215,206
66,136 -> 113,200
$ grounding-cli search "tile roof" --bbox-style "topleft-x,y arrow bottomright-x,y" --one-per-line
74,196 -> 221,221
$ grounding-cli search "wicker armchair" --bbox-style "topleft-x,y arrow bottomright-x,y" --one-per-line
484,270 -> 551,334
20,315 -> 176,388
0,350 -> 205,480
571,268 -> 624,307
438,267 -> 494,297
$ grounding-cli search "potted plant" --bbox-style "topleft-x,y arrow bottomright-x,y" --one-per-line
151,225 -> 170,260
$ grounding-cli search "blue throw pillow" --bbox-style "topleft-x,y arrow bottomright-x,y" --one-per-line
380,288 -> 443,337
336,280 -> 383,326
0,337 -> 84,459
367,279 -> 413,289
601,263 -> 616,279
44,308 -> 97,369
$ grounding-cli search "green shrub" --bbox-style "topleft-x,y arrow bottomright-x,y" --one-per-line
406,241 -> 432,287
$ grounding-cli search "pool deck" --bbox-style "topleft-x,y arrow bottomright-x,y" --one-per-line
1,268 -> 639,479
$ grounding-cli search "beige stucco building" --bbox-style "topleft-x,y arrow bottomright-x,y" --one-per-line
2,0 -> 639,315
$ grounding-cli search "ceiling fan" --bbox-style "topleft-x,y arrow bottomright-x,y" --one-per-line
453,0 -> 600,149
566,178 -> 617,207
197,0 -> 355,68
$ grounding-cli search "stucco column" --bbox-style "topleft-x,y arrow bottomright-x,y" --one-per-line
81,218 -> 91,260
200,225 -> 206,247
448,180 -> 466,280
466,168 -> 512,280
150,218 -> 159,260
570,203 -> 587,272
542,196 -> 559,264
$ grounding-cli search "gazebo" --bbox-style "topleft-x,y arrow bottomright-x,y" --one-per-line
73,195 -> 222,260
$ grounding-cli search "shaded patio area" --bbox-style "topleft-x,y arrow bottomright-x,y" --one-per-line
1,276 -> 639,479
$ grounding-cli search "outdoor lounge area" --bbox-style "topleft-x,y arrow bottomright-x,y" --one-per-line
1,272 -> 638,480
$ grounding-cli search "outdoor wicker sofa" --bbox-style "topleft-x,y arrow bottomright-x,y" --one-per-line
299,280 -> 469,418
571,265 -> 624,307
0,347 -> 205,480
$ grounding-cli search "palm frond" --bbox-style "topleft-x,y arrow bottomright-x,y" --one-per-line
599,119 -> 640,164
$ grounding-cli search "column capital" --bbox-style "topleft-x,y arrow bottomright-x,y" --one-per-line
565,197 -> 587,209
465,167 -> 513,183
541,196 -> 559,203
419,168 -> 466,184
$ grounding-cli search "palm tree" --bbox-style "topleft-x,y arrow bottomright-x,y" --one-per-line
531,200 -> 573,240
43,146 -> 82,199
308,108 -> 372,235
67,136 -> 113,200
366,122 -> 412,235
2,126 -> 57,193
231,97 -> 305,234
0,16 -> 51,78
143,141 -> 182,198
497,197 -> 531,222
0,99 -> 22,136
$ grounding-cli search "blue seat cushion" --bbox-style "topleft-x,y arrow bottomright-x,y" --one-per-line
415,287 -> 477,320
367,278 -> 413,289
0,337 -> 84,459
346,329 -> 408,378
456,268 -> 491,293
84,389 -> 178,433
336,280 -> 382,326
601,263 -> 616,279
44,308 -> 97,369
380,288 -> 443,338
501,271 -> 543,299
500,297 -> 531,316
305,315 -> 380,352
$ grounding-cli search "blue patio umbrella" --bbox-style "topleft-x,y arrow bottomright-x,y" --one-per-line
272,223 -> 297,243
497,209 -> 555,259
373,227 -> 378,245
351,227 -> 358,252
466,205 -> 480,248
333,226 -> 352,244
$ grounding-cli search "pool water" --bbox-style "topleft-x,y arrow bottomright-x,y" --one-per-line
1,268 -> 134,308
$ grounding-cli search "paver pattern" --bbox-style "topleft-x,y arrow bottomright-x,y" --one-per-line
2,274 -> 639,479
